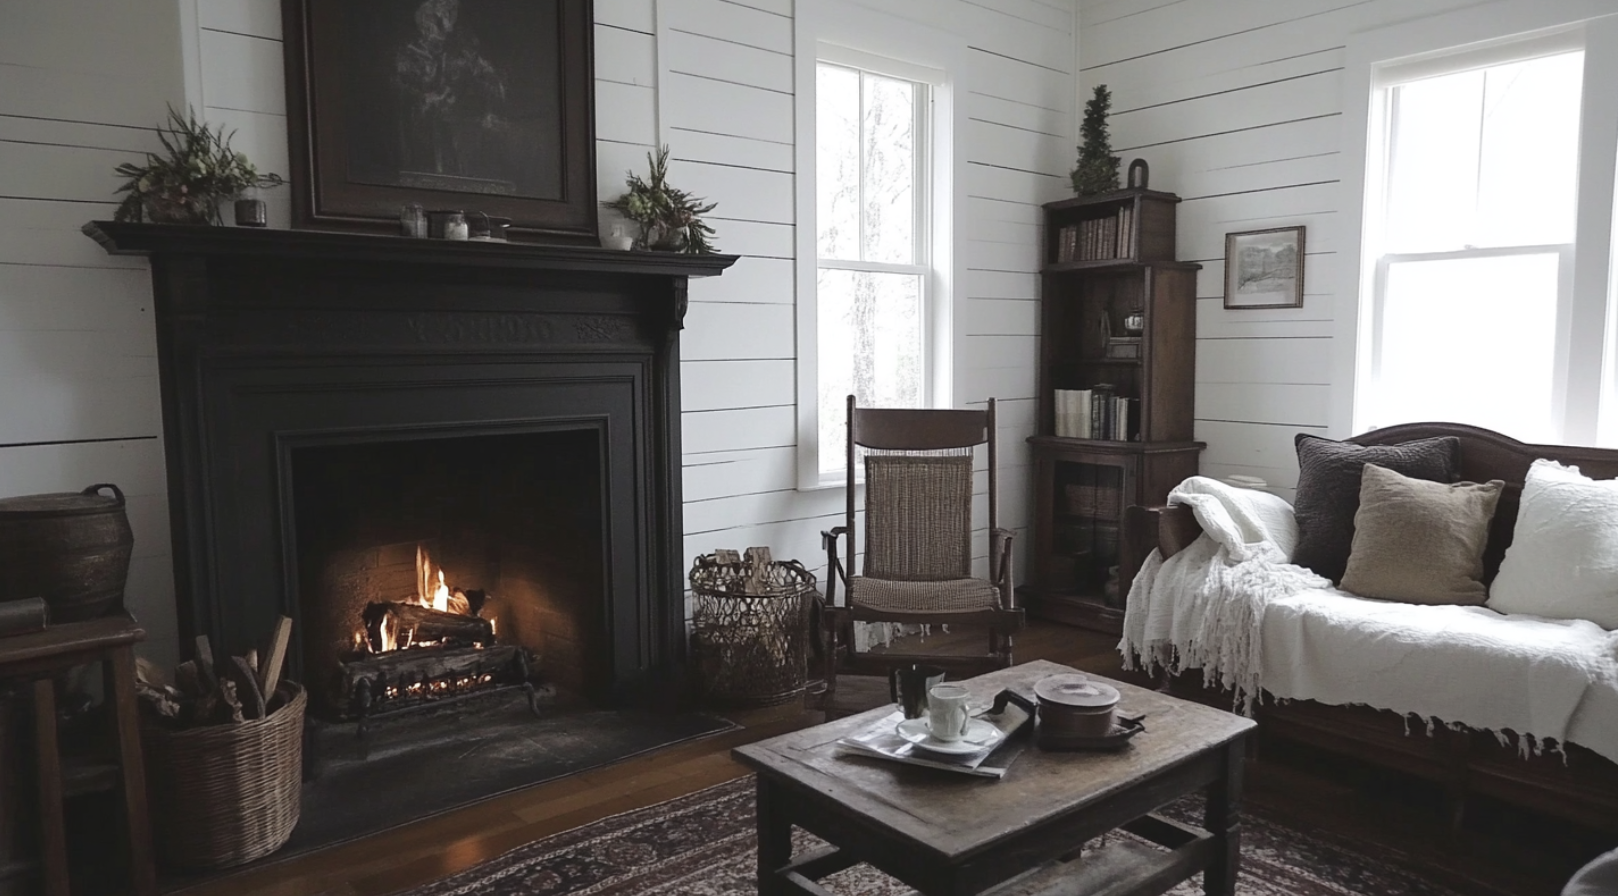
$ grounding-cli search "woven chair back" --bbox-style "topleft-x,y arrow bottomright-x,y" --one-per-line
861,450 -> 974,581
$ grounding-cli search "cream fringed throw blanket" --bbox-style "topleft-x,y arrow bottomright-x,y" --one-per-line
1119,477 -> 1328,714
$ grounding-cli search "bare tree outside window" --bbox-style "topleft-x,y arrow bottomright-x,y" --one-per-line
816,62 -> 929,475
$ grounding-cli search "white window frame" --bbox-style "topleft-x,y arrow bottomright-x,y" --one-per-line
793,2 -> 964,490
1335,0 -> 1618,444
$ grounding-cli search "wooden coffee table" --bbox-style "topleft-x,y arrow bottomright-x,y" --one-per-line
732,660 -> 1255,896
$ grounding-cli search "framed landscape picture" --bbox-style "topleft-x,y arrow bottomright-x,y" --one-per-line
282,0 -> 597,242
1224,226 -> 1305,309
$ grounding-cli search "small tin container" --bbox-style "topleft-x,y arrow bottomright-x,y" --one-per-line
1034,673 -> 1120,739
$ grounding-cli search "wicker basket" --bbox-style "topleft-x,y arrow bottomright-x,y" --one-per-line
142,682 -> 306,870
689,553 -> 817,707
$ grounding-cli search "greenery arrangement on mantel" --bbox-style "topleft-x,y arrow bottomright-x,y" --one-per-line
113,106 -> 284,226
1071,85 -> 1121,196
603,146 -> 719,254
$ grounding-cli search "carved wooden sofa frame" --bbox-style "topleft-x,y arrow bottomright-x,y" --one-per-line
1123,422 -> 1618,835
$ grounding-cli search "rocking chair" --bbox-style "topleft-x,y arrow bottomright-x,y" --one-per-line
820,396 -> 1024,705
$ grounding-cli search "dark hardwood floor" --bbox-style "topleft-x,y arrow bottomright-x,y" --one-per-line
172,620 -> 1590,896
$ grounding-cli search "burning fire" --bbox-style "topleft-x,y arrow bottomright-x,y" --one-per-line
356,545 -> 481,654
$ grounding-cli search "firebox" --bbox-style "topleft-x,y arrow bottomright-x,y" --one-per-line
292,428 -> 605,722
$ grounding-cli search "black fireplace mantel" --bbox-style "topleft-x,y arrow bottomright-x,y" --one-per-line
86,221 -> 734,698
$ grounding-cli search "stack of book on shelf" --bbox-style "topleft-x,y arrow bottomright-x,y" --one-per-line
1053,205 -> 1137,263
1054,387 -> 1138,441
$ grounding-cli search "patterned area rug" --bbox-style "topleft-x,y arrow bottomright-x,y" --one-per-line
401,776 -> 1463,895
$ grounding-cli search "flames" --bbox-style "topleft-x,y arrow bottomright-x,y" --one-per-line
354,544 -> 478,654
419,545 -> 471,615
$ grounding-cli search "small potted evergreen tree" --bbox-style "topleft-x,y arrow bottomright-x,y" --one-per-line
1071,85 -> 1120,196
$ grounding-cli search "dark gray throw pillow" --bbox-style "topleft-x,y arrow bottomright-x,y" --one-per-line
1291,434 -> 1459,583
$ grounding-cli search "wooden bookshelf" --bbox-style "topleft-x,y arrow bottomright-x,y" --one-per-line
1018,188 -> 1204,635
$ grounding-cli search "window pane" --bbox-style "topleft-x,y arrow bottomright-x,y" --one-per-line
1386,71 -> 1483,253
861,72 -> 916,264
817,64 -> 860,260
1386,52 -> 1583,253
817,269 -> 925,474
1375,253 -> 1560,441
1475,53 -> 1582,247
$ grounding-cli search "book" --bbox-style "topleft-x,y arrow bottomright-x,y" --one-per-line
835,701 -> 1035,778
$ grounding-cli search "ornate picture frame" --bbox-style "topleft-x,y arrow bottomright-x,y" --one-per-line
1224,226 -> 1305,309
281,0 -> 597,243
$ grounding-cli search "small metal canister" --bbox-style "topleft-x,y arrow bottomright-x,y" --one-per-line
400,203 -> 428,238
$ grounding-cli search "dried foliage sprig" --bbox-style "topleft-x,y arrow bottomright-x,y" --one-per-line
603,146 -> 719,254
113,106 -> 285,224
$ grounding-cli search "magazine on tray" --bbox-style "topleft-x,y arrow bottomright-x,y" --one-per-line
835,690 -> 1035,779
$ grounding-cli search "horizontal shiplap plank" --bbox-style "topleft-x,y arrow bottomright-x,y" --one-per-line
1196,419 -> 1326,478
1196,383 -> 1329,427
965,163 -> 1068,207
959,364 -> 1037,404
0,199 -> 141,269
682,446 -> 797,501
681,359 -> 794,411
685,486 -> 846,536
704,218 -> 794,258
682,302 -> 795,360
967,120 -> 1072,178
682,405 -> 797,454
964,270 -> 1039,301
199,28 -> 285,115
597,0 -> 656,33
688,256 -> 795,304
961,298 -> 1039,336
671,128 -> 794,173
1197,337 -> 1332,386
664,73 -> 793,144
965,238 -> 1041,274
596,24 -> 658,87
595,81 -> 658,146
674,161 -> 794,224
665,29 -> 793,94
666,0 -> 793,54
0,264 -> 151,331
198,0 -> 282,39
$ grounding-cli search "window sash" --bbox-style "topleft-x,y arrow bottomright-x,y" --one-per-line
811,60 -> 936,482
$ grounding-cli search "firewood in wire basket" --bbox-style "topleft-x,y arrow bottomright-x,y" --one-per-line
228,656 -> 267,719
259,615 -> 293,697
193,634 -> 217,692
363,602 -> 495,649
173,660 -> 203,699
135,680 -> 182,721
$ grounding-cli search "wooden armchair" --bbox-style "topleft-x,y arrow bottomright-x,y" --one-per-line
820,396 -> 1025,704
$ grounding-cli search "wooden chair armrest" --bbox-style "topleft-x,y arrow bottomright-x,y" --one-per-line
1124,504 -> 1203,560
822,527 -> 850,606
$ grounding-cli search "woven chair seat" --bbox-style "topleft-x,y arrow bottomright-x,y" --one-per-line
848,576 -> 1001,614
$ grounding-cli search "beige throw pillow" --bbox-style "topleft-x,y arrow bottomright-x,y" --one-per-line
1340,463 -> 1504,605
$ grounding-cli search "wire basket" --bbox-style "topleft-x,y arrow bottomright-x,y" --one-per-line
689,551 -> 817,707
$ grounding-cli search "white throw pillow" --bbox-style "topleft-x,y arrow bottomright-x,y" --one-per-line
1488,459 -> 1618,628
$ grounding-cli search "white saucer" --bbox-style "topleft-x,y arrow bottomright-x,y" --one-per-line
895,717 -> 1006,755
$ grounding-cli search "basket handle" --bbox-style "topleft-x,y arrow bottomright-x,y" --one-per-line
82,483 -> 125,506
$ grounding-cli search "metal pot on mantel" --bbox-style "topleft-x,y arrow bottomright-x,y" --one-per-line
0,484 -> 133,622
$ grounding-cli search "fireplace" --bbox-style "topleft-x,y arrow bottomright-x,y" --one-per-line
86,222 -> 735,707
292,427 -> 605,723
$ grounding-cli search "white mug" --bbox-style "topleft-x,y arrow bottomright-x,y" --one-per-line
927,684 -> 971,742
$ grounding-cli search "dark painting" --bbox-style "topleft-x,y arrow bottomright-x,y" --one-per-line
283,0 -> 596,242
342,0 -> 563,200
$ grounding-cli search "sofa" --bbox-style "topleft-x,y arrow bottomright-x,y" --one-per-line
1123,421 -> 1618,834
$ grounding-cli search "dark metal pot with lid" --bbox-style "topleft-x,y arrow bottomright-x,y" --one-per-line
1034,673 -> 1121,738
0,483 -> 133,622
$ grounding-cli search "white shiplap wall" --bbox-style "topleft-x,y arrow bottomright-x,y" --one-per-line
1078,0 -> 1495,501
0,0 -> 1073,660
0,1 -> 185,664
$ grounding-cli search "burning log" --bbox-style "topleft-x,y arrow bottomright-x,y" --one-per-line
362,601 -> 495,651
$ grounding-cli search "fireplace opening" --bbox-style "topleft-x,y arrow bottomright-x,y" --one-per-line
290,428 -> 607,721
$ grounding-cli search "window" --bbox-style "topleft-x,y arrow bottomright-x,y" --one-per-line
813,60 -> 934,479
1363,45 -> 1584,441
